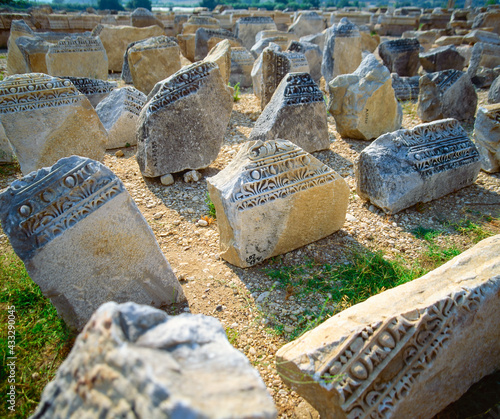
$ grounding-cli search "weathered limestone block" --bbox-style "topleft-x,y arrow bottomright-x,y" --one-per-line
235,16 -> 278,51
182,16 -> 220,35
230,46 -> 255,88
131,7 -> 164,29
391,73 -> 420,101
378,38 -> 420,77
7,19 -> 34,75
176,33 -> 196,62
91,24 -> 164,72
419,45 -> 465,73
195,27 -> 241,61
249,73 -> 329,153
0,123 -> 15,164
121,40 -> 139,85
328,54 -> 402,141
256,30 -> 298,45
31,302 -> 277,418
251,36 -> 290,58
467,42 -> 500,79
128,36 -> 181,95
489,75 -> 500,104
300,32 -> 325,52
473,104 -> 500,173
46,36 -> 108,80
287,40 -> 322,83
96,87 -> 147,149
287,11 -> 325,38
322,18 -> 362,84
261,47 -> 309,110
207,139 -> 349,268
63,77 -> 117,108
204,39 -> 232,85
417,69 -> 477,122
251,43 -> 281,100
472,9 -> 500,34
463,29 -> 500,46
276,234 -> 500,419
360,31 -> 380,53
137,62 -> 233,177
0,157 -> 186,330
357,119 -> 480,213
434,35 -> 464,47
0,74 -> 107,175
470,66 -> 500,89
403,29 -> 438,51
15,35 -> 50,73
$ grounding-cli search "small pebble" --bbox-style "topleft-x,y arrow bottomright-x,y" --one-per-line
198,219 -> 208,227
115,150 -> 124,157
160,174 -> 174,186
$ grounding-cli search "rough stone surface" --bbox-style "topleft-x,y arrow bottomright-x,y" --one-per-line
470,66 -> 500,89
251,43 -> 281,100
0,73 -> 107,174
204,39 -> 232,86
357,119 -> 481,213
32,301 -> 276,418
417,69 -> 477,122
121,40 -> 140,84
128,36 -> 181,95
322,18 -> 362,84
251,36 -> 290,59
230,47 -> 255,88
7,20 -> 35,75
287,41 -> 322,83
131,7 -> 163,29
488,75 -> 500,104
91,24 -> 164,72
287,12 -> 325,38
328,54 -> 402,141
474,104 -> 500,173
379,38 -> 421,77
467,42 -> 500,79
0,123 -> 15,164
235,16 -> 278,51
63,77 -> 117,108
182,16 -> 220,35
46,36 -> 108,80
276,234 -> 500,419
300,32 -> 325,52
360,31 -> 380,53
0,157 -> 186,330
15,35 -> 50,73
463,29 -> 500,46
195,27 -> 241,61
391,73 -> 420,101
207,139 -> 349,268
137,62 -> 233,177
472,9 -> 500,34
249,73 -> 329,153
96,87 -> 147,149
419,45 -> 465,73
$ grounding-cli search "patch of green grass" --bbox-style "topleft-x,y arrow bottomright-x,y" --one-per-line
449,219 -> 494,243
228,82 -> 241,102
0,251 -> 75,418
225,327 -> 239,346
205,192 -> 217,219
411,225 -> 443,242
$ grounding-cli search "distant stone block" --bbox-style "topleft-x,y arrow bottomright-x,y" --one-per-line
419,45 -> 465,73
379,38 -> 420,77
235,16 -> 277,51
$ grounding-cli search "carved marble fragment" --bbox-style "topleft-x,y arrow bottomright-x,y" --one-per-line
0,156 -> 186,330
473,104 -> 500,173
276,234 -> 500,419
391,74 -> 420,102
357,119 -> 481,213
379,38 -> 420,77
207,139 -> 349,268
63,77 -> 117,107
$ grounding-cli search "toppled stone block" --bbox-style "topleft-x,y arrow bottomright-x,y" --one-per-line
182,16 -> 220,35
230,47 -> 255,88
121,40 -> 140,85
15,35 -> 50,73
287,11 -> 326,38
96,87 -> 147,149
204,39 -> 232,85
207,139 -> 349,268
470,66 -> 500,89
419,45 -> 465,73
0,73 -> 107,174
127,36 -> 181,95
63,77 -> 117,108
276,234 -> 500,419
472,9 -> 500,33
417,69 -> 477,122
137,61 -> 233,177
489,75 -> 500,104
131,7 -> 164,29
357,119 -> 480,214
251,43 -> 281,100
379,38 -> 420,77
474,104 -> 500,173
328,54 -> 402,141
32,302 -> 276,418
287,40 -> 322,83
0,157 -> 186,330
7,20 -> 36,75
391,73 -> 420,101
195,27 -> 241,61
467,42 -> 500,79
249,73 -> 329,153
235,16 -> 278,51
463,29 -> 500,46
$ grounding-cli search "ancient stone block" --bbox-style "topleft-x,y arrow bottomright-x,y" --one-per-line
467,42 -> 500,79
322,18 -> 362,84
127,36 -> 181,95
204,39 -> 232,85
131,7 -> 164,29
474,104 -> 500,173
63,77 -> 117,108
96,87 -> 146,149
391,73 -> 420,101
249,73 -> 329,153
91,24 -> 164,72
300,32 -> 325,52
417,69 -> 477,122
463,29 -> 500,46
182,16 -> 220,35
360,31 -> 380,53
434,35 -> 464,47
287,11 -> 325,38
195,27 -> 241,61
235,16 -> 277,51
489,75 -> 500,104
251,35 -> 290,58
357,119 -> 481,213
328,54 -> 402,141
472,9 -> 500,34
287,40 -> 322,83
136,61 -> 233,177
0,122 -> 15,164
0,157 -> 186,330
46,36 -> 108,80
7,19 -> 34,75
261,47 -> 309,110
0,74 -> 107,174
470,66 -> 500,88
378,38 -> 420,77
251,43 -> 281,100
229,46 -> 255,88
31,302 -> 277,418
15,35 -> 50,73
419,45 -> 465,73
207,139 -> 349,268
256,30 -> 298,45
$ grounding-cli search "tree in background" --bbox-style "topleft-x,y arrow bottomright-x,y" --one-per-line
97,0 -> 124,10
126,0 -> 152,10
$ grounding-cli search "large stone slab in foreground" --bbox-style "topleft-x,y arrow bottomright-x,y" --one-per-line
32,302 -> 277,418
207,139 -> 349,268
0,156 -> 186,330
357,119 -> 481,214
276,234 -> 500,419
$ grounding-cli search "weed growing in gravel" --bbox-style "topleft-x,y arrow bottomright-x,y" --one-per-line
449,219 -> 494,243
0,251 -> 75,418
205,192 -> 217,219
411,225 -> 443,242
225,327 -> 239,345
228,82 -> 241,102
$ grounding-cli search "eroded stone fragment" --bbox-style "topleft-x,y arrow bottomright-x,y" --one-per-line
131,7 -> 164,29
207,139 -> 349,268
63,77 -> 117,107
235,16 -> 277,51
467,42 -> 500,79
287,40 -> 322,83
251,36 -> 290,58
379,38 -> 420,76
391,73 -> 420,101
419,45 -> 465,72
182,16 -> 220,35
204,39 -> 232,85
230,47 -> 255,88
137,62 -> 233,177
287,11 -> 325,38
15,36 -> 50,73
0,157 -> 186,330
357,119 -> 480,213
96,87 -> 147,149
0,73 -> 107,174
417,69 -> 477,122
46,36 -> 108,80
328,54 -> 402,141
7,20 -> 35,75
489,75 -> 500,104
276,234 -> 500,419
0,123 -> 15,164
249,73 -> 329,153
195,27 -> 241,61
31,302 -> 277,418
474,104 -> 500,173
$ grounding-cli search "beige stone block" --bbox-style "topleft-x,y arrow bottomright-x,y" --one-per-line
6,19 -> 33,75
204,39 -> 232,85
176,33 -> 196,62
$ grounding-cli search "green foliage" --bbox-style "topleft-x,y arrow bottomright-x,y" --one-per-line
232,82 -> 240,102
199,0 -> 217,9
205,192 -> 217,219
225,327 -> 239,345
126,0 -> 151,10
97,0 -> 124,11
411,225 -> 443,242
449,219 -> 494,243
